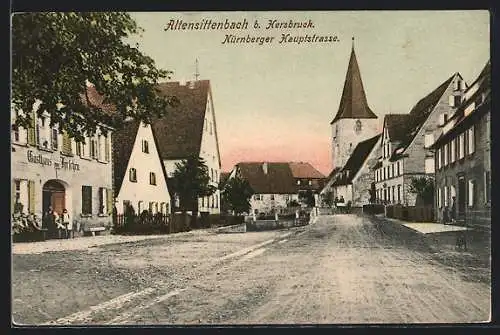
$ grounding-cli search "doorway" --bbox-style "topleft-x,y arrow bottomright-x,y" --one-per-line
43,180 -> 66,215
457,177 -> 466,220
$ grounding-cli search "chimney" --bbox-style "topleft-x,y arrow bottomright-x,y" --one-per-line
179,78 -> 186,86
262,162 -> 268,174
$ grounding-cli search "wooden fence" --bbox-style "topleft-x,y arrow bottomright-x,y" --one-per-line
113,213 -> 191,235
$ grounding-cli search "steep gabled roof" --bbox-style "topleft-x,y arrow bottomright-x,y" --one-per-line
112,119 -> 141,194
332,134 -> 381,186
384,114 -> 411,143
396,74 -> 456,152
331,44 -> 378,124
237,162 -> 297,194
152,80 -> 210,160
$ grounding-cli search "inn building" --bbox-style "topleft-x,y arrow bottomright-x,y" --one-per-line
11,85 -> 115,234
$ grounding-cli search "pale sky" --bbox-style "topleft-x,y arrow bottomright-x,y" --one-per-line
127,11 -> 490,175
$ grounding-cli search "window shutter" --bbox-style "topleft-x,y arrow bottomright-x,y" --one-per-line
107,188 -> 113,215
28,111 -> 36,145
28,180 -> 35,213
62,131 -> 72,154
105,136 -> 110,162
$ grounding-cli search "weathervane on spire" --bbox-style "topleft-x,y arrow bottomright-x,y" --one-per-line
194,58 -> 200,81
352,36 -> 355,49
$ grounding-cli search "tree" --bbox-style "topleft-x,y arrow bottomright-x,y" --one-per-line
299,190 -> 316,207
408,176 -> 435,206
321,190 -> 334,207
221,176 -> 254,215
169,155 -> 216,220
12,12 -> 177,141
369,182 -> 376,204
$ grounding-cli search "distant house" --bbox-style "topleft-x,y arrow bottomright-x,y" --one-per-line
329,134 -> 381,207
226,162 -> 325,214
112,120 -> 170,215
430,60 -> 490,228
152,80 -> 222,215
373,72 -> 466,206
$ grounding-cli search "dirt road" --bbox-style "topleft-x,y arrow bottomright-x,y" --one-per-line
12,215 -> 490,325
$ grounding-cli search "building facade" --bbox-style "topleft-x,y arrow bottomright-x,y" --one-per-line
373,73 -> 466,206
113,120 -> 171,215
11,95 -> 114,233
431,61 -> 490,229
153,80 -> 222,215
227,162 -> 325,214
330,134 -> 381,207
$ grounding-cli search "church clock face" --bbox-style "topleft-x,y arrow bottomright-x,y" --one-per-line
354,119 -> 362,134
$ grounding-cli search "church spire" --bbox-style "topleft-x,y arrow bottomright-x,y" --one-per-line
330,39 -> 377,124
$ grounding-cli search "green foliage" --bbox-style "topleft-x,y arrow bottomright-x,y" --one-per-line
12,12 -> 176,141
408,176 -> 435,206
221,176 -> 254,215
321,190 -> 333,207
299,190 -> 315,207
170,155 -> 216,212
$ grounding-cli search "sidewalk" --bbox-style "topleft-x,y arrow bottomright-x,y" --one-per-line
12,229 -> 215,255
371,214 -> 490,283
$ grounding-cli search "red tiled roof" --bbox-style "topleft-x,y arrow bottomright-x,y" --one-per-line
235,162 -> 325,194
288,162 -> 326,179
80,84 -> 116,114
152,80 -> 211,160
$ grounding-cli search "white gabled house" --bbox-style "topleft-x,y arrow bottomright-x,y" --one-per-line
113,120 -> 170,215
152,80 -> 222,215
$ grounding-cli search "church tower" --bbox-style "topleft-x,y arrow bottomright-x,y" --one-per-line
331,38 -> 379,171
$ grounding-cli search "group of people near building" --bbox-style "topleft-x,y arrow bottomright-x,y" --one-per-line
43,207 -> 73,239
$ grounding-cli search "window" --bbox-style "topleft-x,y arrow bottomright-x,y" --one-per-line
149,172 -> 156,185
149,202 -> 154,213
210,168 -> 214,181
392,164 -> 395,177
437,187 -> 442,208
397,161 -> 401,175
397,185 -> 401,203
211,195 -> 214,208
104,135 -> 110,162
270,194 -> 275,201
455,79 -> 462,91
76,142 -> 82,156
467,126 -> 475,155
459,133 -> 465,159
383,168 -> 386,180
202,196 -> 205,207
444,144 -> 449,166
450,139 -> 456,163
129,168 -> 137,182
90,138 -> 98,159
51,128 -> 58,150
392,186 -> 395,203
424,134 -> 434,148
444,186 -> 448,207
82,186 -> 92,215
254,194 -> 261,201
468,179 -> 475,207
425,158 -> 435,174
485,171 -> 491,203
98,187 -> 110,215
142,140 -> 149,153
439,113 -> 448,125
138,201 -> 144,213
215,194 -> 219,208
437,148 -> 442,169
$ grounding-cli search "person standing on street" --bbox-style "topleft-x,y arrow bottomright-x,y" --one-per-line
62,209 -> 72,239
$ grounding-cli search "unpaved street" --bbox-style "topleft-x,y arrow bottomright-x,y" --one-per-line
12,214 -> 490,325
